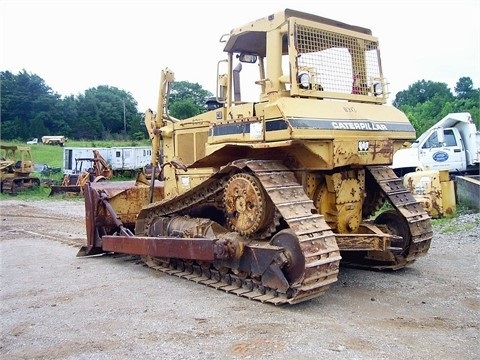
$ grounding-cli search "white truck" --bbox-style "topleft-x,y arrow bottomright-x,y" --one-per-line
392,112 -> 480,176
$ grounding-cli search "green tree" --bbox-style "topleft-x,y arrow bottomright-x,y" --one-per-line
169,81 -> 213,119
170,99 -> 202,119
393,80 -> 454,108
1,70 -> 146,141
73,92 -> 104,139
454,77 -> 476,99
74,86 -> 141,139
395,77 -> 480,135
0,70 -> 65,140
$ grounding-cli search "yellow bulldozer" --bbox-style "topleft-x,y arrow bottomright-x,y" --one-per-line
0,145 -> 41,194
77,9 -> 433,305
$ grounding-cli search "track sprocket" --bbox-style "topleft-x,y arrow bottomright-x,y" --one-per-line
223,173 -> 274,236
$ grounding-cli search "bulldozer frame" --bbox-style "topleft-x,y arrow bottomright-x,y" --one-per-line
77,9 -> 433,305
0,145 -> 40,194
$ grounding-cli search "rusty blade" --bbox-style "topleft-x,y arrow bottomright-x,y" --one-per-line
102,235 -> 216,261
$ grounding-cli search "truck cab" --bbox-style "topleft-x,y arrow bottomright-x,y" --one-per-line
414,127 -> 466,172
392,112 -> 480,175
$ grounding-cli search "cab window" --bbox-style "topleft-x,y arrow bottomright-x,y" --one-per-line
443,129 -> 457,146
422,132 -> 439,149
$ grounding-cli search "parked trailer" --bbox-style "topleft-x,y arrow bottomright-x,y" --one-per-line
62,147 -> 152,175
42,136 -> 67,146
109,147 -> 153,172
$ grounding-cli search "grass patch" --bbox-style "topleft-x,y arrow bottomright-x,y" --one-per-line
431,203 -> 480,233
0,183 -> 88,201
0,183 -> 71,201
31,145 -> 64,168
70,139 -> 150,148
432,219 -> 478,234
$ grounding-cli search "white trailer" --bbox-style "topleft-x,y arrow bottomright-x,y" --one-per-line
63,147 -> 152,175
109,147 -> 153,171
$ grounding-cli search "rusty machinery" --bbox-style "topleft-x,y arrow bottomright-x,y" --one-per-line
0,145 -> 41,194
50,150 -> 113,196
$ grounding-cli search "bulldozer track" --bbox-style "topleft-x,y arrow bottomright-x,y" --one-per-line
365,166 -> 433,269
142,160 -> 341,305
0,177 -> 40,194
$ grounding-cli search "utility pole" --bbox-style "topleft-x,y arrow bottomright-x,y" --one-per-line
123,100 -> 126,133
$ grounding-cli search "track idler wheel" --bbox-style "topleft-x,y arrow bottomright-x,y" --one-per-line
374,209 -> 411,254
223,173 -> 274,236
270,229 -> 305,284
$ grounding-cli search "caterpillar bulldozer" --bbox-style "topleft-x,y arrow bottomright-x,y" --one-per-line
50,150 -> 113,196
77,9 -> 433,305
0,145 -> 41,194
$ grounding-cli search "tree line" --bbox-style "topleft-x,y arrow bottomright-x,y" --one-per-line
0,70 -> 212,141
1,70 -> 478,142
393,77 -> 479,135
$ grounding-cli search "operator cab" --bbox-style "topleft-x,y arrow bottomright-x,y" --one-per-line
217,9 -> 388,106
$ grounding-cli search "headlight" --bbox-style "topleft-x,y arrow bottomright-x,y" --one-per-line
298,71 -> 310,89
373,82 -> 383,96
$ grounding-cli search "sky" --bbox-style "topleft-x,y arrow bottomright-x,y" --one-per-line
1,0 -> 479,112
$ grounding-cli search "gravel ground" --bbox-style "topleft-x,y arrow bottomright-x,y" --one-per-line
0,199 -> 479,360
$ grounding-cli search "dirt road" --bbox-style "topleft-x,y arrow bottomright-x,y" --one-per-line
1,199 -> 479,359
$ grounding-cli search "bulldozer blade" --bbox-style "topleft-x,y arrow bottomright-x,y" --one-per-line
49,185 -> 82,196
76,245 -> 106,257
